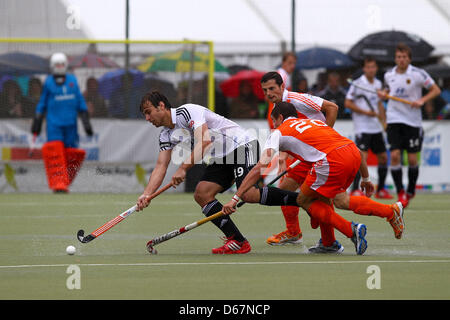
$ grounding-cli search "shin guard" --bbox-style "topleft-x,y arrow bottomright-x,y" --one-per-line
65,148 -> 86,185
42,141 -> 69,192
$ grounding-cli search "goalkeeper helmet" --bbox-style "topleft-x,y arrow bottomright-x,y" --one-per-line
50,52 -> 68,75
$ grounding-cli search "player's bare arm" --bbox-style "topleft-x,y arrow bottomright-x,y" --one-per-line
411,83 -> 441,109
358,149 -> 375,197
344,98 -> 377,117
172,123 -> 212,186
320,99 -> 339,127
377,88 -> 389,100
277,151 -> 288,173
223,148 -> 275,214
137,149 -> 172,211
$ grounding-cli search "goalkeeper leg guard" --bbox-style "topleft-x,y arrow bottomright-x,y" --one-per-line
65,148 -> 86,185
42,141 -> 69,192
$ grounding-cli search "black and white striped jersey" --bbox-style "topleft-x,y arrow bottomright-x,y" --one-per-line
158,104 -> 256,159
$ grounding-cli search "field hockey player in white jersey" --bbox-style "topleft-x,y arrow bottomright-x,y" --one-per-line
345,56 -> 392,200
137,91 -> 304,255
136,91 -> 262,254
378,43 -> 441,208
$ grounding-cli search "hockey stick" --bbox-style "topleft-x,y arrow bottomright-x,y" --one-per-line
236,159 -> 301,208
145,159 -> 302,254
146,210 -> 225,254
77,182 -> 173,243
355,94 -> 387,131
347,78 -> 413,105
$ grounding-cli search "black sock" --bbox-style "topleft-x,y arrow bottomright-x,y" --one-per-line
377,165 -> 388,192
352,171 -> 361,191
407,166 -> 419,195
259,187 -> 299,206
391,166 -> 404,193
202,200 -> 245,242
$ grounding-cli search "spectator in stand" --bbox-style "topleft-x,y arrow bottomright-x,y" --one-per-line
215,81 -> 229,118
0,79 -> 24,118
423,100 -> 436,120
310,72 -> 327,96
229,80 -> 260,119
109,72 -> 144,118
22,78 -> 43,118
296,75 -> 310,94
318,72 -> 350,119
84,77 -> 108,118
437,78 -> 450,119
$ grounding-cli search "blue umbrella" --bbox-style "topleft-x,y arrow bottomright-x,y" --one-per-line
0,51 -> 49,75
97,69 -> 144,100
296,47 -> 354,70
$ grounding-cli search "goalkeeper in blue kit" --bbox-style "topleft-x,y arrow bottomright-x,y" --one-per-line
31,52 -> 93,193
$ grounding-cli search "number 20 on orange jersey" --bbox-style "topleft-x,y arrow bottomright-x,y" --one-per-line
289,119 -> 327,134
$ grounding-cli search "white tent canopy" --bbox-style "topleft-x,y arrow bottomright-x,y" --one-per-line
57,0 -> 450,55
1,0 -> 449,72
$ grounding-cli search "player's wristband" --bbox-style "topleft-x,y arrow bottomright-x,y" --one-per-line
232,194 -> 241,203
362,176 -> 371,183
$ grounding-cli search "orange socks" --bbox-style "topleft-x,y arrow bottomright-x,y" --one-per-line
319,223 -> 336,247
307,201 -> 353,238
349,196 -> 393,219
281,206 -> 301,235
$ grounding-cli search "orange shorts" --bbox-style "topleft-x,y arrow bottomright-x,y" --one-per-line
303,143 -> 361,199
285,159 -> 312,185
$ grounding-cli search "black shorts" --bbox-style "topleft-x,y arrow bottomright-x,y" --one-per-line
355,132 -> 387,154
386,123 -> 424,153
200,140 -> 260,192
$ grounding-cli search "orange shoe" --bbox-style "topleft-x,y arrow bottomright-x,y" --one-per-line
375,189 -> 393,199
212,237 -> 251,254
388,202 -> 405,239
266,230 -> 303,246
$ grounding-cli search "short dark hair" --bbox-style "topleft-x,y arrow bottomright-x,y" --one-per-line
395,42 -> 412,59
363,56 -> 377,67
261,71 -> 283,86
271,102 -> 297,120
140,90 -> 172,113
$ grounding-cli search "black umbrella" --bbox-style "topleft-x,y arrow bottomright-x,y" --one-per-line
0,51 -> 49,75
424,64 -> 450,79
348,30 -> 434,63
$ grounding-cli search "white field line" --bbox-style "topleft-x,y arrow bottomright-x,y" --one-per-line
0,200 -> 195,207
1,259 -> 449,269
